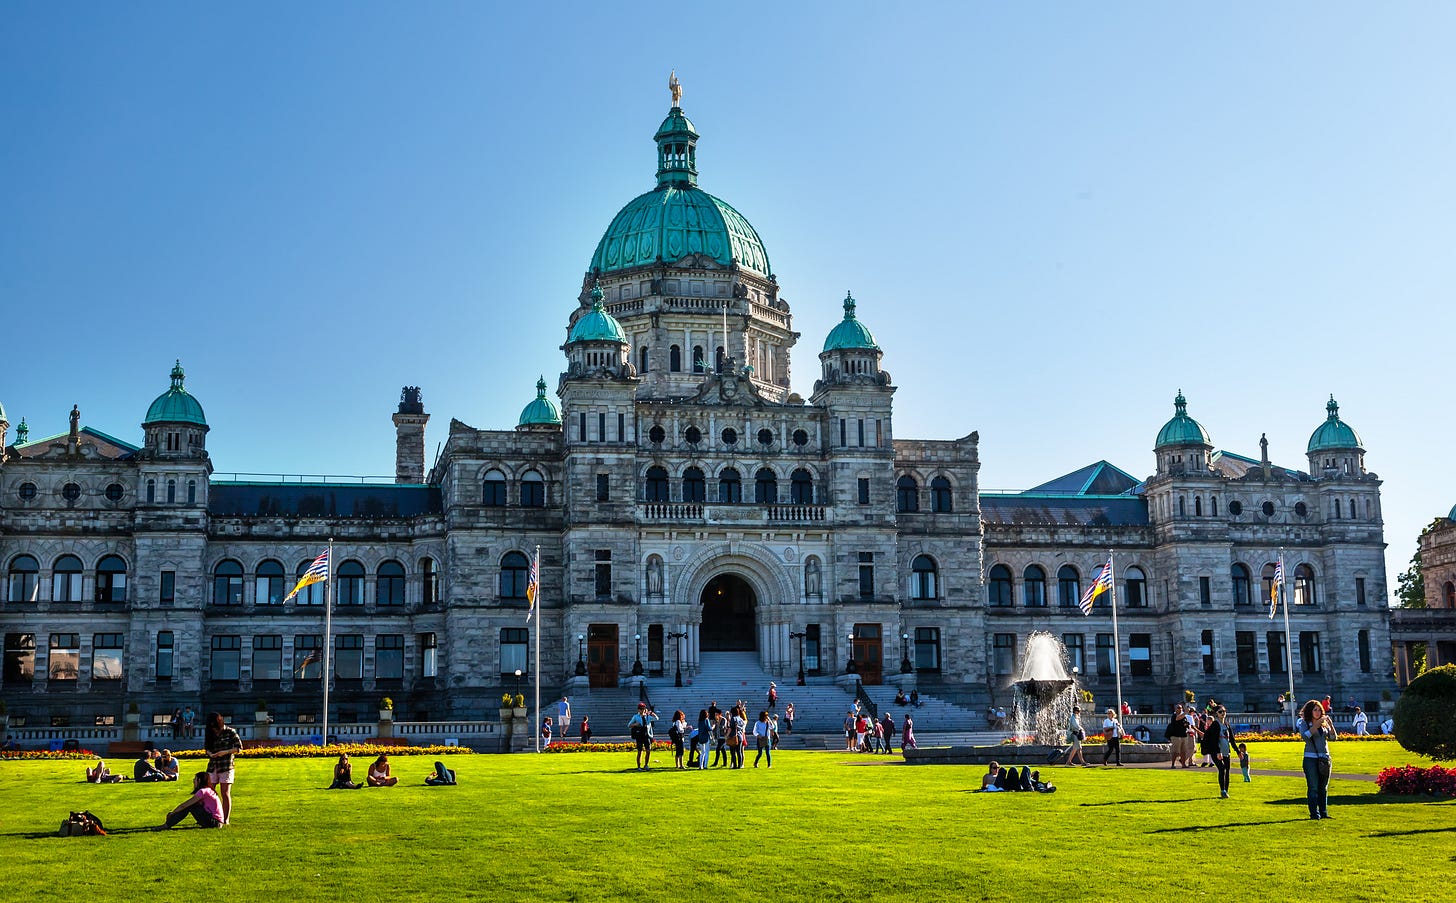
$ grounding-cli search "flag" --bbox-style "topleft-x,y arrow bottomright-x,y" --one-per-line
285,549 -> 329,602
1079,558 -> 1113,615
1269,559 -> 1284,620
525,549 -> 539,622
294,647 -> 322,675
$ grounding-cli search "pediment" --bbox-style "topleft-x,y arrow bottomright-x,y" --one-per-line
688,372 -> 768,408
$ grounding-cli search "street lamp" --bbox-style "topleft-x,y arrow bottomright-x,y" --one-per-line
900,632 -> 913,674
513,668 -> 522,696
789,631 -> 806,685
668,630 -> 688,687
846,631 -> 857,674
575,634 -> 586,677
632,633 -> 643,676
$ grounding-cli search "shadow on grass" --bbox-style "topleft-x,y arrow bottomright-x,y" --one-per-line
1265,794 -> 1427,808
1146,819 -> 1309,834
1079,798 -> 1202,807
1365,825 -> 1456,838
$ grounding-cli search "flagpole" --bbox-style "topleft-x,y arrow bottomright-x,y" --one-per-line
322,538 -> 334,748
533,544 -> 541,753
1280,548 -> 1296,732
1108,550 -> 1123,723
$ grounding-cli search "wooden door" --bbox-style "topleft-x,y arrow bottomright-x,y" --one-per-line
853,624 -> 883,685
587,624 -> 619,688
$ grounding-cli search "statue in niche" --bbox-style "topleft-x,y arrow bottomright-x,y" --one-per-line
804,557 -> 822,597
646,557 -> 664,596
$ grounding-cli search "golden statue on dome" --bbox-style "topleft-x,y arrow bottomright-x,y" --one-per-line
669,70 -> 682,108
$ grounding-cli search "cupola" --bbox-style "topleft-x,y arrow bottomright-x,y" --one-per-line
563,282 -> 631,378
817,292 -> 886,385
1153,391 -> 1212,476
517,377 -> 563,431
1306,395 -> 1365,477
142,361 -> 209,458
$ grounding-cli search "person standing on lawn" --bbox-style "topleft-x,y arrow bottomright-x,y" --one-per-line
1164,705 -> 1190,768
1101,709 -> 1124,766
628,703 -> 658,771
1204,706 -> 1236,799
579,715 -> 592,744
1352,707 -> 1368,735
1298,699 -> 1337,819
203,712 -> 242,825
752,710 -> 773,768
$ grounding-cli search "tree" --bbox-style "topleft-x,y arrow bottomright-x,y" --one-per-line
1395,517 -> 1448,609
1393,664 -> 1456,761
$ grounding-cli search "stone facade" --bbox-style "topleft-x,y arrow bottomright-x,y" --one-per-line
1392,513 -> 1456,683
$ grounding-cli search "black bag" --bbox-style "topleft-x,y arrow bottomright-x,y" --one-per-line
1045,747 -> 1065,764
59,811 -> 106,837
630,719 -> 647,742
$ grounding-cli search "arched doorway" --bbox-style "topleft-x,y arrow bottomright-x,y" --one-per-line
700,574 -> 757,651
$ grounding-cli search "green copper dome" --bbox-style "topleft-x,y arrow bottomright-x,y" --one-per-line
1307,395 -> 1363,452
589,101 -> 771,276
1155,391 -> 1211,448
1448,502 -> 1456,522
568,282 -> 628,344
822,292 -> 880,352
518,377 -> 562,427
143,361 -> 207,426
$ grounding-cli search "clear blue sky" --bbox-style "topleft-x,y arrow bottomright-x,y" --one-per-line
3,3 -> 1452,592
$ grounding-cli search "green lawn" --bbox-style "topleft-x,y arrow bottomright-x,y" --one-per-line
1,741 -> 1451,902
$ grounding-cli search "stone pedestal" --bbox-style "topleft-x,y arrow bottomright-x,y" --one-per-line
834,673 -> 863,693
377,713 -> 394,739
509,709 -> 530,752
122,722 -> 140,743
887,672 -> 917,693
254,717 -> 272,741
565,675 -> 591,695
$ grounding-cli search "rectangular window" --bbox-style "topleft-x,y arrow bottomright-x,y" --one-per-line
256,573 -> 283,607
295,635 -> 322,680
914,627 -> 941,672
618,413 -> 625,442
1062,633 -> 1085,674
1236,631 -> 1258,675
241,634 -> 281,682
1267,631 -> 1288,675
500,627 -> 528,678
160,570 -> 175,606
376,634 -> 405,680
647,624 -> 664,673
993,633 -> 1016,676
1355,577 -> 1367,606
594,550 -> 612,599
52,569 -> 83,603
857,478 -> 870,505
91,633 -> 124,680
1299,631 -> 1322,674
875,419 -> 883,448
1095,633 -> 1114,676
1129,633 -> 1152,677
1201,630 -> 1216,674
839,419 -> 846,447
420,633 -> 438,678
209,635 -> 241,682
598,412 -> 606,443
155,631 -> 174,680
1199,576 -> 1211,607
47,633 -> 80,681
335,634 -> 364,679
857,419 -> 865,447
596,474 -> 610,502
804,624 -> 821,674
1358,629 -> 1371,673
578,412 -> 587,443
858,552 -> 874,599
4,633 -> 36,684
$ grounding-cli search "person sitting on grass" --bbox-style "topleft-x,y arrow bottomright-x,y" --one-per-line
1028,769 -> 1056,793
156,749 -> 180,780
979,762 -> 1005,791
157,772 -> 223,830
329,753 -> 363,790
424,760 -> 456,786
366,755 -> 398,787
85,759 -> 122,783
134,751 -> 173,782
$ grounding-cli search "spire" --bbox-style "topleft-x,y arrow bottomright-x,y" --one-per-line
536,375 -> 549,398
1173,389 -> 1187,417
842,291 -> 857,320
655,77 -> 699,189
590,279 -> 604,308
170,359 -> 186,391
1326,394 -> 1339,421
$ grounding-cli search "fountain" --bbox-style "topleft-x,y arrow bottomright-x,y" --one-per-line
1009,632 -> 1080,746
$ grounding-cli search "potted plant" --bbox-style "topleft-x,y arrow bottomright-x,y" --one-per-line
511,693 -> 527,713
255,699 -> 269,722
125,700 -> 140,725
499,693 -> 515,722
379,697 -> 394,721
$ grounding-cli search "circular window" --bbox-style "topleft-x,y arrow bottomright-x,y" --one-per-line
1261,501 -> 1275,517
62,483 -> 81,501
18,482 -> 37,500
1227,500 -> 1242,516
1294,501 -> 1308,518
792,429 -> 809,447
648,425 -> 665,444
757,429 -> 774,446
684,426 -> 702,445
721,428 -> 738,446
105,483 -> 124,501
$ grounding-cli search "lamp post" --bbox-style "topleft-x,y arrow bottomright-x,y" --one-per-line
513,668 -> 522,697
900,632 -> 913,674
575,634 -> 586,677
846,631 -> 857,674
668,630 -> 688,687
789,631 -> 806,685
632,633 -> 643,676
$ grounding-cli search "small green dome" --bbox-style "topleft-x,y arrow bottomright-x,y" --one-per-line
518,377 -> 562,427
822,292 -> 880,352
1448,502 -> 1456,522
1155,391 -> 1211,448
144,361 -> 207,426
1307,395 -> 1363,453
567,282 -> 628,344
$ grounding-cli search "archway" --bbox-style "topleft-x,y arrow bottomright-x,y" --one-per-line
700,574 -> 757,651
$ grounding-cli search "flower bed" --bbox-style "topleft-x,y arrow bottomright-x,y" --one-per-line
172,743 -> 473,759
1375,764 -> 1456,797
1,748 -> 100,761
540,740 -> 674,754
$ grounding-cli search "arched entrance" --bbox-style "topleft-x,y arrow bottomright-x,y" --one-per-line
700,574 -> 757,651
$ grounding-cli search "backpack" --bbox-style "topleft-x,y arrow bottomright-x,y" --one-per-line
59,811 -> 106,837
629,716 -> 647,742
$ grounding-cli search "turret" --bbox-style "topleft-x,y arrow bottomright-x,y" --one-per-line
562,281 -> 632,379
392,387 -> 430,484
1153,391 -> 1212,476
1306,395 -> 1365,477
142,361 -> 209,459
516,377 -> 563,433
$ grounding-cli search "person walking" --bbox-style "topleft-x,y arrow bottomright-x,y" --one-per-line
698,709 -> 713,770
1101,709 -> 1124,766
628,703 -> 658,771
902,713 -> 916,750
752,710 -> 773,768
784,702 -> 795,733
557,697 -> 572,739
1352,707 -> 1368,736
1298,699 -> 1337,819
767,682 -> 778,712
1164,704 -> 1190,768
881,711 -> 896,755
203,712 -> 242,825
1063,706 -> 1089,766
1205,705 -> 1236,799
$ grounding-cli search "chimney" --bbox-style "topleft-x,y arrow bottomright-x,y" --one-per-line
392,387 -> 429,484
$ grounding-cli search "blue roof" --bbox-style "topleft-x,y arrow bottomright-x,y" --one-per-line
980,494 -> 1149,527
1026,460 -> 1140,496
209,483 -> 441,518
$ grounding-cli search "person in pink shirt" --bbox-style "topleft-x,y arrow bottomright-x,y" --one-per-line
158,772 -> 224,830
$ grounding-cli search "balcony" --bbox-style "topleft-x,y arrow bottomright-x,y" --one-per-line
638,503 -> 828,525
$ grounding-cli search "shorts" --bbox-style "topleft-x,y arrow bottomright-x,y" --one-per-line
209,769 -> 235,785
634,737 -> 652,752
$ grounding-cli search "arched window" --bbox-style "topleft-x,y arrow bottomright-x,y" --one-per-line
911,555 -> 938,600
790,468 -> 814,504
255,559 -> 284,606
1211,496 -> 1218,517
896,476 -> 919,513
1348,498 -> 1356,519
336,560 -> 365,606
644,466 -> 670,502
146,479 -> 156,503
187,480 -> 196,505
692,345 -> 705,373
682,467 -> 706,503
987,565 -> 1013,607
931,476 -> 953,513
639,345 -> 649,373
1231,564 -> 1252,607
95,555 -> 128,604
520,471 -> 545,507
1261,563 -> 1280,609
166,479 -> 177,504
1444,581 -> 1456,609
718,468 -> 742,503
755,468 -> 778,504
1294,564 -> 1317,606
483,469 -> 507,506
1194,496 -> 1202,516
8,554 -> 39,603
669,345 -> 682,372
295,559 -> 324,606
1057,565 -> 1080,608
212,559 -> 243,606
1124,566 -> 1147,608
378,560 -> 406,607
48,555 -> 83,603
500,552 -> 529,601
1023,564 -> 1047,607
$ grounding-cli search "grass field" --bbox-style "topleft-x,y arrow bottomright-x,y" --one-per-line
1,740 -> 1451,902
